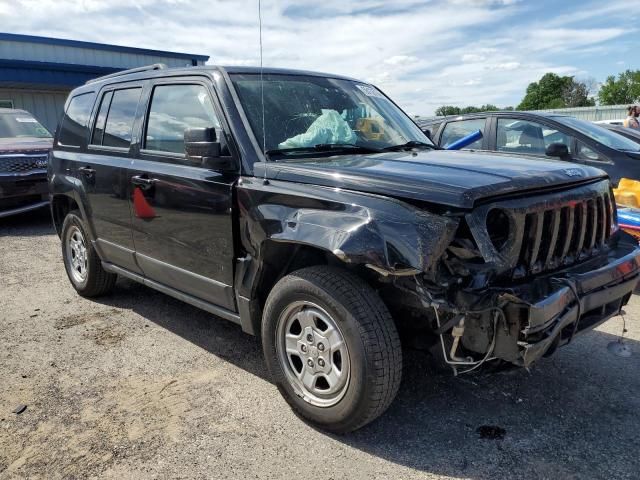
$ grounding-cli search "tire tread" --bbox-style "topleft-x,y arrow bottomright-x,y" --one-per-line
267,265 -> 402,432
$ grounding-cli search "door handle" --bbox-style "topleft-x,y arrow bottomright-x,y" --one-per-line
78,166 -> 95,185
131,175 -> 157,190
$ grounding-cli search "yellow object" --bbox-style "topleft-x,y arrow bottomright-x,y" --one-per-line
613,178 -> 640,207
355,117 -> 387,141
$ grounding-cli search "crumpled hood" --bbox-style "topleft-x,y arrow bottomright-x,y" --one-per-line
258,149 -> 608,209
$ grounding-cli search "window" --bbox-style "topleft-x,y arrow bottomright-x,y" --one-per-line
0,112 -> 51,139
440,119 -> 485,149
496,118 -> 571,156
58,92 -> 96,147
553,115 -> 640,153
577,141 -> 605,162
145,84 -> 219,154
102,88 -> 141,148
230,73 -> 431,154
542,128 -> 572,151
90,91 -> 113,146
422,122 -> 441,140
0,100 -> 14,109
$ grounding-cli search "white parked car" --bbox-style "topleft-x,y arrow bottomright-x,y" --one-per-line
594,119 -> 625,126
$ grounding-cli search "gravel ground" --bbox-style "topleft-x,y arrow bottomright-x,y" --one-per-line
1,209 -> 640,480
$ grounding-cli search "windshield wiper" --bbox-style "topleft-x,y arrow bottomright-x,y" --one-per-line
382,140 -> 438,151
266,143 -> 382,158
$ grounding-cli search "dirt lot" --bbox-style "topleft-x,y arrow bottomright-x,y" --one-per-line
1,209 -> 640,480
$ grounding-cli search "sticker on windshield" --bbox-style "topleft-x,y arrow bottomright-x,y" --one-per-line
355,84 -> 384,99
15,117 -> 37,123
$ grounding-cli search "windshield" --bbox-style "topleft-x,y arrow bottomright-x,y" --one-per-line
552,116 -> 640,152
229,73 -> 431,156
0,112 -> 51,139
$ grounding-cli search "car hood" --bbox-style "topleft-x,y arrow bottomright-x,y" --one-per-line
257,149 -> 608,209
0,137 -> 53,153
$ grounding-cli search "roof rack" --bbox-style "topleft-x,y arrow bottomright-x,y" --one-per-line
86,63 -> 168,84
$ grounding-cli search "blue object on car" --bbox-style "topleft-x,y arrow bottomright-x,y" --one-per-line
617,206 -> 640,240
445,129 -> 483,150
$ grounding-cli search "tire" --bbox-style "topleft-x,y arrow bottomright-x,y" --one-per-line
262,265 -> 402,433
61,210 -> 117,297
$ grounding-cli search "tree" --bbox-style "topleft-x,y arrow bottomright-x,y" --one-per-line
598,70 -> 640,105
517,73 -> 593,110
562,81 -> 595,107
435,105 -> 461,116
434,104 -> 501,116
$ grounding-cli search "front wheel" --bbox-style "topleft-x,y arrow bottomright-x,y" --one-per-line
262,266 -> 402,433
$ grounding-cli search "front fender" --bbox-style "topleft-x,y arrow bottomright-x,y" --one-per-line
237,177 -> 459,277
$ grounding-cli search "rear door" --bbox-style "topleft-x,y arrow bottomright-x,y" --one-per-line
84,84 -> 145,273
129,78 -> 238,311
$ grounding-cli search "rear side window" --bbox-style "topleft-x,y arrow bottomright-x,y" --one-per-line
144,84 -> 220,154
496,118 -> 572,156
90,91 -> 113,146
101,88 -> 141,148
58,92 -> 96,147
440,119 -> 485,149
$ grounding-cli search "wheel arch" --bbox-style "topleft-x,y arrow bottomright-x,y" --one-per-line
51,193 -> 81,237
234,179 -> 460,336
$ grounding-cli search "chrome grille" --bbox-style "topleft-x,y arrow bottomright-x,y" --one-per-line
0,154 -> 48,173
466,180 -> 616,281
513,190 -> 613,278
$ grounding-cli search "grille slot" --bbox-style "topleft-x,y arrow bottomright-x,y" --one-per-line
0,154 -> 48,173
516,191 -> 612,276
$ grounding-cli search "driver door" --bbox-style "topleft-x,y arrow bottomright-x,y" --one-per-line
129,79 -> 238,311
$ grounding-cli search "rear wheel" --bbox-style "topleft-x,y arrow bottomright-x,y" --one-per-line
262,266 -> 402,433
61,210 -> 117,297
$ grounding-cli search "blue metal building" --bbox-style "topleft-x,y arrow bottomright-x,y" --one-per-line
0,33 -> 209,132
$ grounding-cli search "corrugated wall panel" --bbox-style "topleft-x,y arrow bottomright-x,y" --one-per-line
0,40 -> 197,68
0,88 -> 69,133
532,105 -> 629,122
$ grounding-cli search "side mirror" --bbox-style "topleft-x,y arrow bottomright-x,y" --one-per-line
545,142 -> 570,159
422,128 -> 432,139
185,127 -> 221,159
184,127 -> 235,170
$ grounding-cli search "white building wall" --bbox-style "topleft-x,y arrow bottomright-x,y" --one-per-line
531,105 -> 628,122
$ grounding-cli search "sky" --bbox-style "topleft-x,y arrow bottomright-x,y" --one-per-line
1,0 -> 639,116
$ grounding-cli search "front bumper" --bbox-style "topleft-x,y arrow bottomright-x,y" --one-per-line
502,237 -> 640,366
0,171 -> 49,218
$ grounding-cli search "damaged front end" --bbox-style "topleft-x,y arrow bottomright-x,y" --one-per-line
400,179 -> 640,372
238,176 -> 640,373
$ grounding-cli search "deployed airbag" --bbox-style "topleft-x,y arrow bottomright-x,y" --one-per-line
278,109 -> 357,149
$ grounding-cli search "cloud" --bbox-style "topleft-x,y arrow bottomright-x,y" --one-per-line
461,54 -> 486,63
383,55 -> 419,66
1,0 -> 637,115
487,62 -> 521,71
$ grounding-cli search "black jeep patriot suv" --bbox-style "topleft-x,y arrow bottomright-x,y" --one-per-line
49,64 -> 640,432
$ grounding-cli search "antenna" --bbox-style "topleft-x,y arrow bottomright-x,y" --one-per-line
258,0 -> 269,184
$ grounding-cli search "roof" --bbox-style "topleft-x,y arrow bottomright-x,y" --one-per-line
75,64 -> 362,91
0,59 -> 120,89
420,111 -> 572,125
0,32 -> 209,62
220,65 -> 360,81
